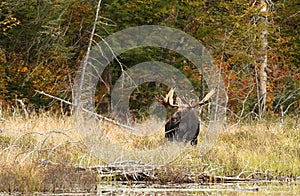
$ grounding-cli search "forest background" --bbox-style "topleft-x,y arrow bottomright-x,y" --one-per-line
0,0 -> 299,122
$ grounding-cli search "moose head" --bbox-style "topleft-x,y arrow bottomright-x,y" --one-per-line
157,88 -> 216,146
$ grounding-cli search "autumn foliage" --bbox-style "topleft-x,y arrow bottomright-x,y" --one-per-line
0,0 -> 299,120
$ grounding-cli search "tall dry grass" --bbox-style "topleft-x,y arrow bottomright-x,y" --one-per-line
0,110 -> 299,192
0,112 -> 98,193
201,121 -> 300,180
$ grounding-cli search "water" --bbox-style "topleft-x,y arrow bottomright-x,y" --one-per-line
4,181 -> 298,195
96,181 -> 300,195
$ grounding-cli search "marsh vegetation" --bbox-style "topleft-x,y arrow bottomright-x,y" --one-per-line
0,0 -> 299,194
0,111 -> 299,194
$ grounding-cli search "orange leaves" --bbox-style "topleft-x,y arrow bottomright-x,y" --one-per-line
71,1 -> 93,22
21,67 -> 28,73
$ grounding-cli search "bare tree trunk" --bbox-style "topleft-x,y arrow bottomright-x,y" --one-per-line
258,0 -> 268,117
73,0 -> 103,117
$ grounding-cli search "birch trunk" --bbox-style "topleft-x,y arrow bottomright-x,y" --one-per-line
259,0 -> 268,117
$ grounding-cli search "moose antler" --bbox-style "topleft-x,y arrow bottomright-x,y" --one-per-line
156,88 -> 179,107
193,88 -> 216,108
157,87 -> 216,108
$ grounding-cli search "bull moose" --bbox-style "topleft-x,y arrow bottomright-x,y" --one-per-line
157,88 -> 216,146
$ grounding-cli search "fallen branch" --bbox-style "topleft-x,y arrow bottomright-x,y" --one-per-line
34,90 -> 134,131
206,175 -> 258,183
38,159 -> 268,183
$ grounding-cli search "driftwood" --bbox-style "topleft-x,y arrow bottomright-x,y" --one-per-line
35,90 -> 134,131
39,159 -> 262,183
77,161 -> 159,181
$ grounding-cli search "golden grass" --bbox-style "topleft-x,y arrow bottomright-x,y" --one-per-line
200,121 -> 300,180
0,112 -> 299,192
0,113 -> 99,193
